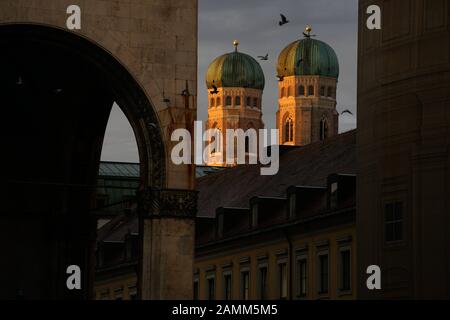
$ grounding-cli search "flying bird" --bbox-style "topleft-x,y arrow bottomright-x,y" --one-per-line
258,54 -> 269,61
210,85 -> 219,95
341,109 -> 354,116
279,14 -> 289,26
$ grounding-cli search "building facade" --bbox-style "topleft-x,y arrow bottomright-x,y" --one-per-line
195,174 -> 356,300
94,130 -> 357,300
0,0 -> 198,300
357,0 -> 450,299
276,27 -> 339,146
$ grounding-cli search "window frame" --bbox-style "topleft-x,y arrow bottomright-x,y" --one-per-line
384,200 -> 404,244
222,271 -> 232,300
338,244 -> 352,295
277,257 -> 288,300
296,252 -> 308,299
206,274 -> 216,300
240,268 -> 250,300
257,262 -> 268,300
316,249 -> 329,297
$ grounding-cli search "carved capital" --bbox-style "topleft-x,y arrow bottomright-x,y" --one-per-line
139,188 -> 198,218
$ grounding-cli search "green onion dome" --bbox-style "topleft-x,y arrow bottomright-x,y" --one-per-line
206,41 -> 265,90
277,36 -> 339,79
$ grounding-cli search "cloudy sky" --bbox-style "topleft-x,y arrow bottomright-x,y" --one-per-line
101,0 -> 358,163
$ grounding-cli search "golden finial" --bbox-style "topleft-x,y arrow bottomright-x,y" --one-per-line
233,40 -> 239,51
303,25 -> 315,38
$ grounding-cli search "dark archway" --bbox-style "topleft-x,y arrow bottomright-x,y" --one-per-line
0,24 -> 165,299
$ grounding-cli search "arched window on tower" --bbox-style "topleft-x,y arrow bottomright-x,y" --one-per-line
235,96 -> 241,106
225,96 -> 232,106
216,97 -> 221,106
287,86 -> 293,97
320,86 -> 325,97
281,87 -> 286,98
253,98 -> 258,108
284,117 -> 294,143
246,97 -> 252,106
308,85 -> 314,96
298,85 -> 305,96
210,98 -> 215,107
320,117 -> 329,141
327,87 -> 333,98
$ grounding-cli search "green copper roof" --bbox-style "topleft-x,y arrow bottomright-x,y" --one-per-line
277,38 -> 339,78
206,51 -> 265,90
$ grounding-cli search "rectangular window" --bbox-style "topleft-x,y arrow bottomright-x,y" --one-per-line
207,277 -> 215,300
241,271 -> 250,300
330,182 -> 338,208
258,266 -> 268,299
339,249 -> 351,292
193,280 -> 199,300
385,201 -> 403,242
318,253 -> 329,294
128,284 -> 137,300
278,263 -> 288,299
289,194 -> 296,218
114,286 -> 123,300
297,258 -> 308,297
223,273 -> 232,300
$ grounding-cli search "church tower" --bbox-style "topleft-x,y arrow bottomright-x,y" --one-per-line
276,26 -> 339,146
205,41 -> 265,166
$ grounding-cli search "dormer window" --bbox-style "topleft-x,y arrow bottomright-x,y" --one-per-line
330,182 -> 338,209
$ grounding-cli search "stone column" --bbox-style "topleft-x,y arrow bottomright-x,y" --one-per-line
138,188 -> 197,300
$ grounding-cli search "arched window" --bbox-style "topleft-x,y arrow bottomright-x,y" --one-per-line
287,86 -> 292,97
210,98 -> 215,107
327,87 -> 333,98
235,96 -> 241,106
298,85 -> 305,96
281,87 -> 286,98
246,97 -> 251,106
320,117 -> 329,141
216,97 -> 221,106
320,86 -> 325,96
284,117 -> 294,143
245,135 -> 250,153
308,85 -> 314,96
253,98 -> 258,108
225,96 -> 232,106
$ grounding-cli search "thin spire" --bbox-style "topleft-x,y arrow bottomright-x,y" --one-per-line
233,40 -> 239,52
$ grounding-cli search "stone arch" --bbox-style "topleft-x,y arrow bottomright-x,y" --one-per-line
0,23 -> 168,299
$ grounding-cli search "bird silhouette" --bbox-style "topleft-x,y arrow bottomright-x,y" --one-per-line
303,32 -> 317,38
277,75 -> 284,82
258,54 -> 269,61
341,109 -> 354,116
210,85 -> 219,95
279,14 -> 289,26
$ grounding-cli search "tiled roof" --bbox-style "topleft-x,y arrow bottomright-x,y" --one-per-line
196,130 -> 356,217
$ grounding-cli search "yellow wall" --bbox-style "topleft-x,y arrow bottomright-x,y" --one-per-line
195,225 -> 356,300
